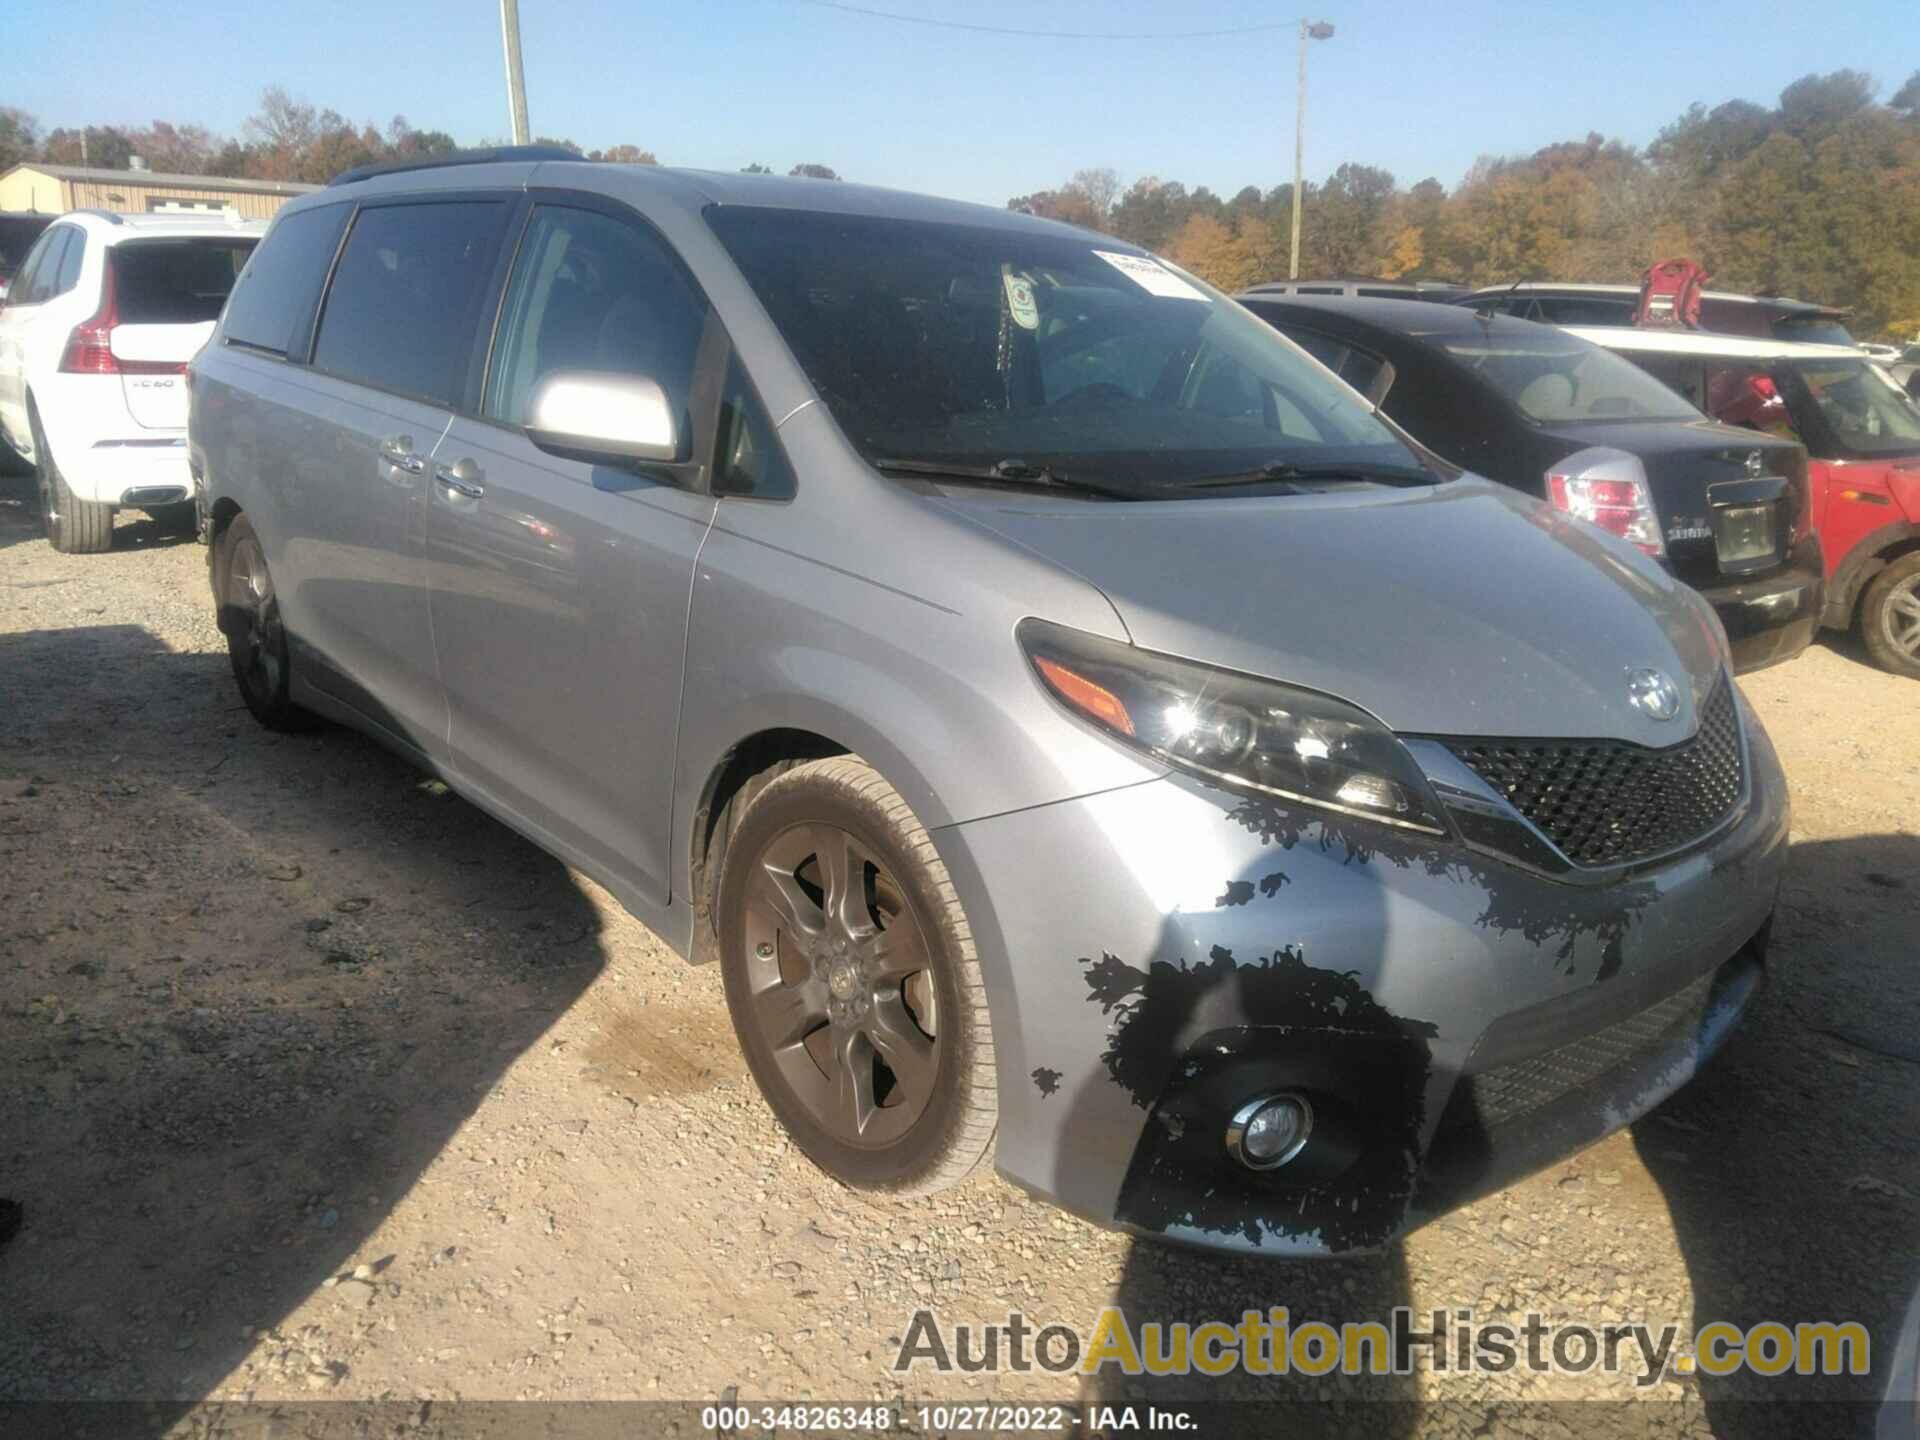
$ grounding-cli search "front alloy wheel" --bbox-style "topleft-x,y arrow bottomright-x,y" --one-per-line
718,757 -> 997,1194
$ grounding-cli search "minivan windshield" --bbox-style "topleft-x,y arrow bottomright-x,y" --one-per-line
1438,327 -> 1702,425
706,207 -> 1426,494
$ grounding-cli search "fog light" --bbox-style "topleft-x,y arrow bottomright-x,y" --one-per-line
1225,1093 -> 1314,1170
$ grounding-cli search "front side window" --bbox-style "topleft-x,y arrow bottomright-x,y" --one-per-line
1789,359 -> 1920,456
113,239 -> 256,324
1440,327 -> 1701,424
483,204 -> 709,441
224,203 -> 352,356
706,207 -> 1417,494
313,200 -> 511,405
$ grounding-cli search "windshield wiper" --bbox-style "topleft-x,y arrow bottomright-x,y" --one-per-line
1181,461 -> 1438,490
872,457 -> 1142,500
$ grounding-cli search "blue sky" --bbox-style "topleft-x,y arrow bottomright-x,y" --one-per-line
8,0 -> 1917,202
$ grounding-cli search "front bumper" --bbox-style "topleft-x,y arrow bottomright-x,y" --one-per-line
933,691 -> 1788,1256
1697,561 -> 1822,674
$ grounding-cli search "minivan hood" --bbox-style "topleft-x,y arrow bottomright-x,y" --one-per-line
942,477 -> 1724,744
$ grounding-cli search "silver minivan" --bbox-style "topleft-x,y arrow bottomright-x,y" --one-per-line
189,152 -> 1788,1256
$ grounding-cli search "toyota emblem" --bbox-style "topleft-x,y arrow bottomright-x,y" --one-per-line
1627,668 -> 1682,722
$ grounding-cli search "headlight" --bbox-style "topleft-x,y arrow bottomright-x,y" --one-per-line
1018,619 -> 1448,835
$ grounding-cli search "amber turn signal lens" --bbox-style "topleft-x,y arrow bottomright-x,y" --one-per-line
1033,655 -> 1135,737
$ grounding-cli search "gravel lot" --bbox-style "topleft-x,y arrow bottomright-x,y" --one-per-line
2,462 -> 1916,1438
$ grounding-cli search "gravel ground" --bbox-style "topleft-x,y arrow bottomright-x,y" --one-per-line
1,462 -> 1916,1438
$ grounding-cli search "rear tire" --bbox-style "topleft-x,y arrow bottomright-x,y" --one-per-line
1860,551 -> 1920,680
717,757 -> 997,1196
214,513 -> 320,732
30,404 -> 112,555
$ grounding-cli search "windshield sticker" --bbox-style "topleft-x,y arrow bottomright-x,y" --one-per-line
1093,250 -> 1210,303
1003,271 -> 1040,330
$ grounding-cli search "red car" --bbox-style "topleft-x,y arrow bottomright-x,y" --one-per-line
1571,327 -> 1920,677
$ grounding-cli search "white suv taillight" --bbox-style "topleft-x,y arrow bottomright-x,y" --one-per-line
56,255 -> 186,377
1546,447 -> 1665,557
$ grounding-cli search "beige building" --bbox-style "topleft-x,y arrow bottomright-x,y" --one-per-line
0,163 -> 317,220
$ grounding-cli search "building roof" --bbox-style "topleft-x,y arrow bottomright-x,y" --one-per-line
3,163 -> 319,197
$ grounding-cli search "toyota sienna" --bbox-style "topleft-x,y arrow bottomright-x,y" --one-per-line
188,151 -> 1788,1255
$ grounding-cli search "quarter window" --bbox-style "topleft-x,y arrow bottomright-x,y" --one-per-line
313,201 -> 511,405
714,353 -> 796,500
53,231 -> 85,296
483,204 -> 709,443
224,203 -> 352,357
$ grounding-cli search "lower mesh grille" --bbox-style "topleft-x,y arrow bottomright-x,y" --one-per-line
1458,971 -> 1716,1129
1445,677 -> 1744,868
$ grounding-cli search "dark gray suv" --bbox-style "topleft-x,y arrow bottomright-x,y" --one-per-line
188,151 -> 1788,1255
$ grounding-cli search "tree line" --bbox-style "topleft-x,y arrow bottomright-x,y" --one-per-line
1009,70 -> 1920,339
0,87 -> 839,188
5,71 -> 1915,335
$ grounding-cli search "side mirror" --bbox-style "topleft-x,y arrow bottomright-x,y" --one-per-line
525,370 -> 679,467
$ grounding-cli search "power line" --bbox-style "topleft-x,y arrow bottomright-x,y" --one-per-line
790,0 -> 1295,40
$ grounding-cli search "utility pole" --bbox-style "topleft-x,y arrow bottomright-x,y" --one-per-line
500,0 -> 531,145
1289,19 -> 1335,280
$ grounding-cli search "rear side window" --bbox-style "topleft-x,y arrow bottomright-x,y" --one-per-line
224,204 -> 352,356
14,227 -> 74,305
113,240 -> 256,324
314,201 -> 511,406
1530,297 -> 1635,326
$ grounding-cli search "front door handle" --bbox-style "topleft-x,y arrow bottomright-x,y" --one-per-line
435,457 -> 485,499
379,434 -> 425,475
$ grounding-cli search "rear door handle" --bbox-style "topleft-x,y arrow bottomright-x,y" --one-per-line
434,458 -> 485,499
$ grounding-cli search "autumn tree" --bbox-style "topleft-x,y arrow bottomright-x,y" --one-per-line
0,108 -> 40,173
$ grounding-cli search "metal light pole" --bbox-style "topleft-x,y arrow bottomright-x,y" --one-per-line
500,0 -> 531,145
1289,19 -> 1335,280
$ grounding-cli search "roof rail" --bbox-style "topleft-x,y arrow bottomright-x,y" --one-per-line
69,208 -> 126,224
327,145 -> 583,188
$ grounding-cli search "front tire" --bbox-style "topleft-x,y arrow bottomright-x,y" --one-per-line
214,513 -> 319,731
30,404 -> 112,554
717,757 -> 997,1195
1860,551 -> 1920,680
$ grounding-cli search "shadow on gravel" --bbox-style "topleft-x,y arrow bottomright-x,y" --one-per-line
1636,831 -> 1920,1439
0,622 -> 608,1430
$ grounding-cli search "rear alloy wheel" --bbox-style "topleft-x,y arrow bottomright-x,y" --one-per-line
718,758 -> 996,1195
216,514 -> 318,731
1861,551 -> 1920,680
30,404 -> 112,554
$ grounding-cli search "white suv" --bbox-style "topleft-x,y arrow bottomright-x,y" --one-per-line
0,209 -> 264,552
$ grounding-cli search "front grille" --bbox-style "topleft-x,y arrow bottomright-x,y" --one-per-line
1459,971 -> 1716,1129
1445,678 -> 1744,868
